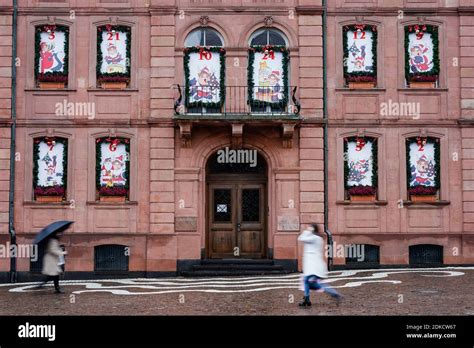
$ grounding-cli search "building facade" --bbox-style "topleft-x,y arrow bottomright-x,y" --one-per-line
0,0 -> 473,280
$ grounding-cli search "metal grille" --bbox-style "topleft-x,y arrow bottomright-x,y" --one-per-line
214,189 -> 232,222
94,245 -> 129,272
409,244 -> 443,265
242,189 -> 260,222
30,243 -> 46,273
345,244 -> 380,264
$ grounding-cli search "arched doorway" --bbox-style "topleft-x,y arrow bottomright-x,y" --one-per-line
206,148 -> 268,259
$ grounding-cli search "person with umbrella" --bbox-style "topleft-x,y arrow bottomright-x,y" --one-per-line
34,221 -> 73,294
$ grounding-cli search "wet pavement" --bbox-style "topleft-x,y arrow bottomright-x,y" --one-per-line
0,267 -> 473,316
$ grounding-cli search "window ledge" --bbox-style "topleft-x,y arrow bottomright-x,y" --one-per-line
336,200 -> 388,206
87,201 -> 138,206
25,88 -> 77,92
398,88 -> 448,92
403,200 -> 450,207
335,88 -> 386,92
24,201 -> 72,206
87,88 -> 139,92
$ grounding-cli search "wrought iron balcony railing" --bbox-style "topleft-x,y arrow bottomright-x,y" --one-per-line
173,85 -> 301,119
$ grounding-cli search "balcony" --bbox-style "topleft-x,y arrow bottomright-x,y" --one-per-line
173,85 -> 301,149
173,85 -> 301,120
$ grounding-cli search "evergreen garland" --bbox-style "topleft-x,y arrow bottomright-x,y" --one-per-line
343,24 -> 377,83
183,46 -> 226,109
96,137 -> 131,197
97,25 -> 131,84
344,137 -> 378,192
35,25 -> 69,84
33,137 -> 68,199
406,137 -> 440,190
248,45 -> 289,108
404,24 -> 440,83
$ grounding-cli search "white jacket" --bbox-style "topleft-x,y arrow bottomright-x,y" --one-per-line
42,238 -> 66,276
298,229 -> 328,278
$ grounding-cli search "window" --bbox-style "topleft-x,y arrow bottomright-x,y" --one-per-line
344,136 -> 378,200
94,245 -> 129,272
30,243 -> 46,273
97,25 -> 131,89
343,24 -> 377,88
248,29 -> 289,112
409,245 -> 443,265
406,137 -> 440,201
35,25 -> 69,88
345,244 -> 380,266
250,28 -> 287,46
96,137 -> 130,202
185,28 -> 224,47
405,24 -> 440,87
184,28 -> 226,113
33,137 -> 68,202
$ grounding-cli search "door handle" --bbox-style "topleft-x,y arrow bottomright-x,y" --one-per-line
236,222 -> 241,232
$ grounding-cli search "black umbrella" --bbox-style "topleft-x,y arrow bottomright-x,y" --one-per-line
33,221 -> 74,244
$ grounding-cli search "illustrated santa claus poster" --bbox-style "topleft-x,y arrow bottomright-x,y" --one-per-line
36,141 -> 65,187
409,142 -> 436,187
188,51 -> 221,104
346,140 -> 374,187
99,142 -> 128,187
408,32 -> 434,74
346,29 -> 375,74
38,30 -> 66,74
99,30 -> 128,74
252,51 -> 284,103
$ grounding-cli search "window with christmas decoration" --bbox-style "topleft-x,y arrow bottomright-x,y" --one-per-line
343,24 -> 377,89
406,137 -> 440,202
97,25 -> 131,89
35,25 -> 69,89
344,137 -> 378,201
183,28 -> 226,114
33,137 -> 68,202
96,137 -> 130,202
405,24 -> 440,88
248,28 -> 289,113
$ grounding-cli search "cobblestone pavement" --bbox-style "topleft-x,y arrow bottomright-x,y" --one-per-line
0,267 -> 473,316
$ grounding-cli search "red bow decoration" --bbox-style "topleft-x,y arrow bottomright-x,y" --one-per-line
409,24 -> 427,40
43,25 -> 56,33
355,137 -> 366,152
45,137 -> 56,151
107,138 -> 121,152
354,24 -> 365,31
105,24 -> 113,33
416,137 -> 427,151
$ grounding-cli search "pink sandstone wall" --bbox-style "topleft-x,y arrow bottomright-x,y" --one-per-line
0,1 -> 12,273
326,0 -> 469,265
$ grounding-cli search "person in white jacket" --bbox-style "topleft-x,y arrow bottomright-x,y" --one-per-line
297,224 -> 342,307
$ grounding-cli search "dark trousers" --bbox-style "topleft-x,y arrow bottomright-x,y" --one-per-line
42,275 -> 60,289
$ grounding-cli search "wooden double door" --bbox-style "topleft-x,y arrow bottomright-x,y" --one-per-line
208,181 -> 266,259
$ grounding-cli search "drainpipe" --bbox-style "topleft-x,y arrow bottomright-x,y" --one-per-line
8,0 -> 18,283
322,0 -> 333,271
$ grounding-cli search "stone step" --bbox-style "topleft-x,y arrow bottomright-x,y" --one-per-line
201,259 -> 275,265
181,270 -> 290,277
192,264 -> 284,271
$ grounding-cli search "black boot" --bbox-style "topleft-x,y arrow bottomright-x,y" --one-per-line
54,287 -> 64,294
298,296 -> 311,307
